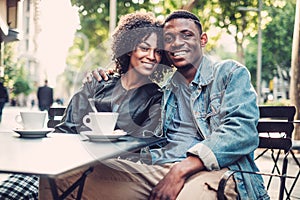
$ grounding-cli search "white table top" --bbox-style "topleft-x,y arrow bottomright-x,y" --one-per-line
0,132 -> 165,177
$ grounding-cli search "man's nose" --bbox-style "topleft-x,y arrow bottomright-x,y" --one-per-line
171,35 -> 184,47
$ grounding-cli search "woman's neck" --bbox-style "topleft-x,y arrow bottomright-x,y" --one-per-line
121,71 -> 151,90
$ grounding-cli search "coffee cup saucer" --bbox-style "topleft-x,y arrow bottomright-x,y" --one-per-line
80,129 -> 127,142
12,128 -> 55,138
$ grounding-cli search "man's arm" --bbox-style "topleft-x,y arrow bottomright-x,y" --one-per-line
37,88 -> 40,100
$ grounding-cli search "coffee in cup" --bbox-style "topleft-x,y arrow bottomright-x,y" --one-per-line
15,111 -> 47,130
83,112 -> 119,134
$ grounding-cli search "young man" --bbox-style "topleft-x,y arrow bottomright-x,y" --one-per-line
40,10 -> 269,199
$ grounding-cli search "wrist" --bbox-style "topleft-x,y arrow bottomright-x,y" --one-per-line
172,156 -> 204,180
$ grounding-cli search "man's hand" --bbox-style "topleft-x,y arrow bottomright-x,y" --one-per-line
84,68 -> 114,83
149,156 -> 204,200
149,165 -> 185,200
92,68 -> 111,82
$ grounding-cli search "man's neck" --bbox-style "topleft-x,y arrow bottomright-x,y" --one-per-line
177,65 -> 198,84
176,56 -> 203,84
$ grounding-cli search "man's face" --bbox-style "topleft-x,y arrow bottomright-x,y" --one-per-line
163,18 -> 205,69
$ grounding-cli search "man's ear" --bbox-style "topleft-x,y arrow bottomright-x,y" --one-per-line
200,33 -> 208,47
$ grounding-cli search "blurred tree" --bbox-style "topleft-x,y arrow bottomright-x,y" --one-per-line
290,0 -> 300,139
13,66 -> 32,96
190,0 -> 260,63
2,43 -> 17,89
2,43 -> 33,101
245,0 -> 295,89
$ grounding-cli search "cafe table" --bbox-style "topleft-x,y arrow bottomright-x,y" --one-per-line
0,131 -> 166,199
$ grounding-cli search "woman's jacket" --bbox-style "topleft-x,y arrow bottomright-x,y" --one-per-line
56,75 -> 162,136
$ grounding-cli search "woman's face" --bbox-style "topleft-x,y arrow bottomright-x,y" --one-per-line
128,32 -> 162,77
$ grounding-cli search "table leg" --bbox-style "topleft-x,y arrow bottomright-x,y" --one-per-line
48,167 -> 94,200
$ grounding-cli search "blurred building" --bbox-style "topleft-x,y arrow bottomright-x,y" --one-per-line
17,0 -> 41,84
0,0 -> 41,83
0,0 -> 23,75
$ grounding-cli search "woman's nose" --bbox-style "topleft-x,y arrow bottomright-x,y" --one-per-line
147,49 -> 156,60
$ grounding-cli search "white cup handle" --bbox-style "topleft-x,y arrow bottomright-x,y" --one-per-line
15,115 -> 22,125
83,115 -> 92,129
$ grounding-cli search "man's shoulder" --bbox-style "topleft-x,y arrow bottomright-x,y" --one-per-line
214,59 -> 244,69
212,59 -> 248,76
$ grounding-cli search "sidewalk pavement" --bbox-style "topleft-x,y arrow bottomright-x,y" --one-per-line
0,105 -> 299,199
255,150 -> 300,199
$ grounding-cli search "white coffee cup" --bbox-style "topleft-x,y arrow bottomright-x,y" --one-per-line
83,112 -> 119,134
15,111 -> 47,130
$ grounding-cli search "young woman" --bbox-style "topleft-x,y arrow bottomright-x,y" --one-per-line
0,11 -> 168,199
56,11 -> 167,136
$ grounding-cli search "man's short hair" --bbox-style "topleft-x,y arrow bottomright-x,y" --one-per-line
164,10 -> 203,34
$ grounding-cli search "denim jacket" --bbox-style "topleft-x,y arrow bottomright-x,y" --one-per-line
160,56 -> 269,199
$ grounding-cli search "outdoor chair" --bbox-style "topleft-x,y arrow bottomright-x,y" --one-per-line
287,140 -> 300,198
46,106 -> 93,199
217,106 -> 296,200
47,106 -> 66,128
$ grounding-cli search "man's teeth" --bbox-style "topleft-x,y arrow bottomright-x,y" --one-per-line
173,51 -> 186,56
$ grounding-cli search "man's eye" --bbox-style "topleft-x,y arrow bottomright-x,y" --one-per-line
181,33 -> 192,39
164,35 -> 173,43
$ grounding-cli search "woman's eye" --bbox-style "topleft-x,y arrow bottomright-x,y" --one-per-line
155,50 -> 163,55
139,46 -> 149,51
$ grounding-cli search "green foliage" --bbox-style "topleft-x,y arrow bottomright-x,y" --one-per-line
245,0 -> 295,86
2,43 -> 32,97
13,77 -> 31,96
2,43 -> 18,88
12,66 -> 32,96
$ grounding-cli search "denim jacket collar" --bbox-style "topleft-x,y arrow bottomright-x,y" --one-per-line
192,55 -> 215,87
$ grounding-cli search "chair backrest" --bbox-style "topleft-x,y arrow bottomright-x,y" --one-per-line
257,106 -> 296,200
258,106 -> 295,152
217,106 -> 297,200
259,106 -> 296,122
47,107 -> 66,128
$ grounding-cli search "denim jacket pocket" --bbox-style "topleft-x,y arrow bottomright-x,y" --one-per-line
206,96 -> 221,131
163,100 -> 177,132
